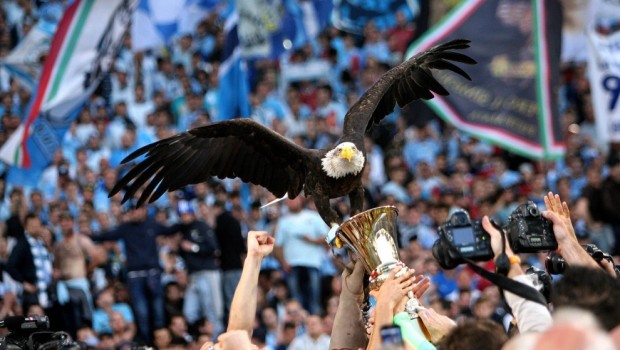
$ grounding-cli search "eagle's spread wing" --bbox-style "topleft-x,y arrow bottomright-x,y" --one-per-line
110,119 -> 311,205
341,39 -> 475,139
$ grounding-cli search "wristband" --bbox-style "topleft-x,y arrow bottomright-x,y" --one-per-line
509,255 -> 521,265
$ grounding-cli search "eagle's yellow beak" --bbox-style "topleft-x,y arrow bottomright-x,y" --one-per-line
339,146 -> 353,161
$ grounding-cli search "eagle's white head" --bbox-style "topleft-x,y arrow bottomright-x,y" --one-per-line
321,142 -> 365,179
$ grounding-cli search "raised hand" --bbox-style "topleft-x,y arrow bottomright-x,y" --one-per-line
342,259 -> 366,300
376,268 -> 416,311
247,231 -> 275,259
412,275 -> 431,299
543,192 -> 576,241
418,308 -> 457,343
481,216 -> 516,260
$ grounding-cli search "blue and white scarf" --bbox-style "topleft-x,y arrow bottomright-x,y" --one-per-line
25,233 -> 53,308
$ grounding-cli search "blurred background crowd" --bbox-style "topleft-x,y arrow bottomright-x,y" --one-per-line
0,0 -> 616,349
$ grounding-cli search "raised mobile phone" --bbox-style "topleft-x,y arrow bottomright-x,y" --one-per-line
381,324 -> 404,350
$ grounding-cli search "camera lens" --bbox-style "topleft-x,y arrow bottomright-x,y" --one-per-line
432,239 -> 460,270
545,252 -> 567,275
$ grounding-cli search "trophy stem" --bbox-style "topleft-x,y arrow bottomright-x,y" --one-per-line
404,292 -> 432,340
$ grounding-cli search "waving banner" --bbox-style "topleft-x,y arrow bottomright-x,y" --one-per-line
406,0 -> 564,160
1,0 -> 137,186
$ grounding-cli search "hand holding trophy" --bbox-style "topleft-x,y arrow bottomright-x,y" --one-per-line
326,206 -> 432,341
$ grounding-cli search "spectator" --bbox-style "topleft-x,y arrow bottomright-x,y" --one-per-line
53,211 -> 106,336
76,325 -> 100,348
288,314 -> 330,350
403,124 -> 441,171
6,213 -> 53,312
92,205 -> 177,343
315,84 -> 346,135
274,196 -> 328,315
172,200 -> 223,335
163,281 -> 184,324
153,327 -> 172,350
109,311 -> 136,347
169,313 -> 193,346
92,287 -> 136,338
212,200 -> 246,322
551,266 -> 620,332
439,319 -> 508,350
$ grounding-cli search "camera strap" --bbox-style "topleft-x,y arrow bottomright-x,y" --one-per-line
463,219 -> 547,306
462,259 -> 547,306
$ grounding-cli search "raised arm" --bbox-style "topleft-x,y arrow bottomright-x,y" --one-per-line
482,216 -> 553,334
227,230 -> 274,338
91,225 -> 125,242
329,260 -> 368,350
367,268 -> 416,350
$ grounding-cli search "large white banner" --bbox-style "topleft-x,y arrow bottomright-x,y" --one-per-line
588,31 -> 620,143
587,0 -> 620,146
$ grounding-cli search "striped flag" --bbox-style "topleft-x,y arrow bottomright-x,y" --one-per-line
405,0 -> 564,160
0,0 -> 137,186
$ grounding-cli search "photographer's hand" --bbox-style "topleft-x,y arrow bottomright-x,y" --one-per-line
481,216 -> 522,277
544,192 -> 577,241
599,257 -> 618,278
542,211 -> 599,270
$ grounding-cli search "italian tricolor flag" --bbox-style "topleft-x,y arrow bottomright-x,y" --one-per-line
0,0 -> 137,169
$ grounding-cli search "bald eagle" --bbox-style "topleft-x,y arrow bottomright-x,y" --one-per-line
110,39 -> 475,226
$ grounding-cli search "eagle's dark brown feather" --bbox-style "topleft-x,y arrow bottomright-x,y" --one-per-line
110,119 -> 311,206
341,39 -> 475,138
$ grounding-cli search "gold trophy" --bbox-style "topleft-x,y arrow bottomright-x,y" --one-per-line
327,206 -> 431,340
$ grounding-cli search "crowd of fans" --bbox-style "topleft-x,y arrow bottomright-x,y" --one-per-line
0,0 -> 618,349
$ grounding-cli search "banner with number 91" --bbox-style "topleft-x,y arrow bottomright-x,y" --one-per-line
588,15 -> 620,148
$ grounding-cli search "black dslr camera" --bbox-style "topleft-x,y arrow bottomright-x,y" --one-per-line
0,315 -> 84,350
506,201 -> 557,253
432,209 -> 494,269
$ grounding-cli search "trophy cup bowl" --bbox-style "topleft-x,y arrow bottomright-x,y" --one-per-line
336,206 -> 401,291
335,206 -> 431,339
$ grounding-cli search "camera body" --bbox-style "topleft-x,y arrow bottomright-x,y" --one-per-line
0,316 -> 84,350
432,209 -> 494,269
506,201 -> 557,253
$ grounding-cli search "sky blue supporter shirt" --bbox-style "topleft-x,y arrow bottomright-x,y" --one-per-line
275,209 -> 329,269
